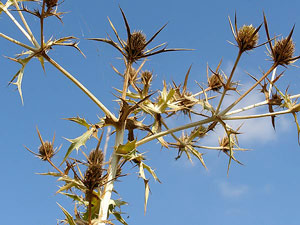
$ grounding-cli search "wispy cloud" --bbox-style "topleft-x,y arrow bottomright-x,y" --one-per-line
217,180 -> 249,198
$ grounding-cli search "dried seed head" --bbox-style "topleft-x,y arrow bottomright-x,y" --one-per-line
273,38 -> 295,65
46,0 -> 58,9
237,25 -> 259,52
125,31 -> 146,61
38,141 -> 54,160
83,164 -> 103,190
269,92 -> 283,105
219,137 -> 229,151
88,149 -> 104,165
141,71 -> 153,85
208,73 -> 224,91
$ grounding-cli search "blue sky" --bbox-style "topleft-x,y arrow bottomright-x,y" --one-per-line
1,0 -> 300,225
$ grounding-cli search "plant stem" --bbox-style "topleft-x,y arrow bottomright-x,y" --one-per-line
0,32 -> 36,51
0,4 -> 33,44
136,117 -> 215,147
12,0 -> 39,48
98,127 -> 124,224
220,63 -> 277,116
225,93 -> 300,116
223,108 -> 293,120
43,54 -> 118,122
122,61 -> 132,100
215,50 -> 243,114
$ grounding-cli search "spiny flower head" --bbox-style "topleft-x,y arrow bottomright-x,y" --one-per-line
39,141 -> 55,160
125,31 -> 146,61
208,73 -> 224,91
237,25 -> 259,51
272,37 -> 296,66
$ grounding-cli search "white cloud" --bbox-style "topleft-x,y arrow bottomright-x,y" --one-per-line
217,180 -> 249,198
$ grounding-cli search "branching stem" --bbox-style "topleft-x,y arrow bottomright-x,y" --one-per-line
43,54 -> 117,122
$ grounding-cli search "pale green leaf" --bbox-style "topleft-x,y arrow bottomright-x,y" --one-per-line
142,162 -> 161,183
36,172 -> 62,177
112,212 -> 128,225
62,128 -> 95,163
63,116 -> 91,129
117,140 -> 136,154
57,203 -> 76,225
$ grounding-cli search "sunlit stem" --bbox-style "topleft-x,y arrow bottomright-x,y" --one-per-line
220,64 -> 277,116
215,50 -> 243,114
0,32 -> 36,51
136,117 -> 215,147
268,66 -> 277,98
43,54 -> 118,122
122,61 -> 132,100
226,93 -> 300,116
1,4 -> 33,44
223,108 -> 293,120
98,127 -> 124,224
12,0 -> 39,48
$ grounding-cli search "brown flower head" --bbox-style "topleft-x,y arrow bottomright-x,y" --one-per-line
207,59 -> 225,91
141,70 -> 153,85
229,14 -> 262,52
88,149 -> 104,165
25,128 -> 61,162
208,73 -> 224,91
46,0 -> 58,8
39,141 -> 55,161
264,14 -> 300,66
272,37 -> 296,66
88,8 -> 186,63
237,25 -> 259,51
125,31 -> 146,61
83,164 -> 103,190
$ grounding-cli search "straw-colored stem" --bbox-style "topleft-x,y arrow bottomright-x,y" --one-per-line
215,50 -> 243,114
98,127 -> 124,224
1,4 -> 32,43
40,1 -> 46,49
136,117 -> 215,147
0,32 -> 37,51
268,67 -> 277,98
43,54 -> 117,122
223,108 -> 292,120
225,93 -> 300,116
220,63 -> 277,116
12,0 -> 39,48
122,61 -> 132,100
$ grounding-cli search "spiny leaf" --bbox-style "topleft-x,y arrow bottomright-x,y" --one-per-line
62,128 -> 96,164
9,57 -> 31,105
36,172 -> 62,177
292,112 -> 300,145
60,192 -> 87,205
63,116 -> 91,129
142,162 -> 161,183
144,179 -> 150,215
56,182 -> 77,194
37,56 -> 45,73
57,203 -> 76,225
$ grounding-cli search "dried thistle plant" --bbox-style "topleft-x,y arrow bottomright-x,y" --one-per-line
1,1 -> 300,225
